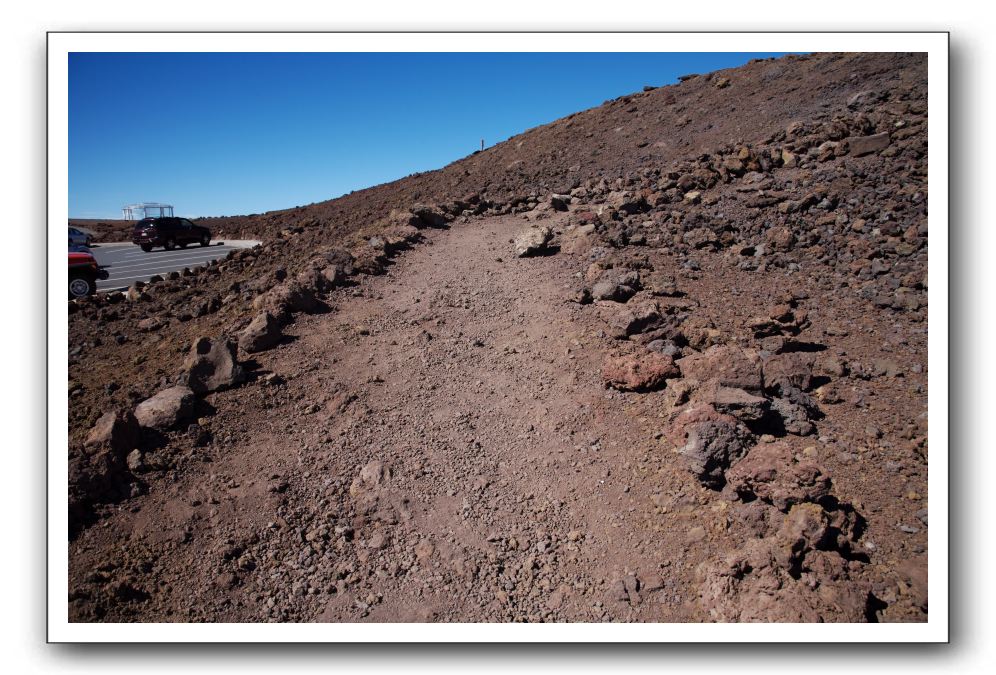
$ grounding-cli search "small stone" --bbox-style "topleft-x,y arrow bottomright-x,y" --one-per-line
514,225 -> 554,257
125,449 -> 144,472
414,540 -> 435,561
686,526 -> 706,543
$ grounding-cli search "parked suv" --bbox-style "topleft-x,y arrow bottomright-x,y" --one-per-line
68,250 -> 109,299
132,216 -> 211,252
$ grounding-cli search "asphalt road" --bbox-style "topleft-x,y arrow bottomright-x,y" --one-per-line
90,240 -> 261,292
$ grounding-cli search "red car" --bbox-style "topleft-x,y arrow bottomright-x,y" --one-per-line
68,251 -> 109,299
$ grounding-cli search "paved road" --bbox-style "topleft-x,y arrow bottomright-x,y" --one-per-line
90,240 -> 261,292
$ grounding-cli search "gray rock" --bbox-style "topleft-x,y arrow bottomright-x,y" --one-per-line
677,345 -> 764,392
126,449 -> 145,472
848,132 -> 891,157
134,386 -> 196,430
846,90 -> 882,109
514,225 -> 554,257
182,337 -> 244,393
84,409 -> 140,457
770,396 -> 815,436
591,280 -> 628,302
238,311 -> 282,353
647,339 -> 682,358
671,405 -> 754,487
694,383 -> 770,423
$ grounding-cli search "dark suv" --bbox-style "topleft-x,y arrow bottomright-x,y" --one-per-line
132,217 -> 211,252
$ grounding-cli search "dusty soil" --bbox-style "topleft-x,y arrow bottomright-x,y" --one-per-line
67,51 -> 929,623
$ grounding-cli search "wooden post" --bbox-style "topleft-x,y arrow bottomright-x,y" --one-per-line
480,138 -> 484,152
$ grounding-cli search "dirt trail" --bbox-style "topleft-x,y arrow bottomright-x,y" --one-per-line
72,214 -> 727,622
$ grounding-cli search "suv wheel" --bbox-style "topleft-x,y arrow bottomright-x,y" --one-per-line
164,238 -> 177,251
140,244 -> 153,252
200,234 -> 210,247
68,274 -> 94,299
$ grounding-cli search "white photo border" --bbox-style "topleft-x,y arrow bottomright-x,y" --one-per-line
48,31 -> 949,643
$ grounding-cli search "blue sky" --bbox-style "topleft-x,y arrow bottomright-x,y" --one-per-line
69,52 -> 787,219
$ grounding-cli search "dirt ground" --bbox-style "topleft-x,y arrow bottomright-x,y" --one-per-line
69,210 -> 927,622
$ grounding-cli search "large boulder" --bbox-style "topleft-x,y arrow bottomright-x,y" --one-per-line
591,268 -> 640,302
770,396 -> 816,436
238,311 -> 282,353
676,345 -> 764,392
134,386 -> 196,431
605,190 -> 649,215
181,337 -> 244,394
514,225 -> 554,257
609,301 -> 663,339
764,226 -> 796,252
253,280 -> 322,318
410,203 -> 452,228
381,224 -> 422,253
691,381 -> 769,423
602,352 -> 679,392
322,247 -> 355,270
350,236 -> 393,275
642,271 -> 680,297
696,505 -> 871,622
84,409 -> 140,457
725,443 -> 831,511
70,410 -> 141,531
762,352 -> 816,392
670,405 -> 753,487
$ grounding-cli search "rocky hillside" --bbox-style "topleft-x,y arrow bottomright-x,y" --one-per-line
68,51 -> 928,623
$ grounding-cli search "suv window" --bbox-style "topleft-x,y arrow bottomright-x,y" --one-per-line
180,219 -> 195,229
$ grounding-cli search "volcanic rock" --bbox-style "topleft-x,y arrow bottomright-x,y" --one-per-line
725,443 -> 831,511
514,225 -> 554,257
696,503 -> 871,622
847,132 -> 891,157
602,352 -> 679,391
134,386 -> 196,431
181,337 -> 244,394
676,345 -> 764,392
238,311 -> 282,353
84,409 -> 140,457
670,405 -> 754,487
691,381 -> 770,423
70,410 -> 141,531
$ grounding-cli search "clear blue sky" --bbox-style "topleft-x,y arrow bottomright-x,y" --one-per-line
69,52 -> 787,219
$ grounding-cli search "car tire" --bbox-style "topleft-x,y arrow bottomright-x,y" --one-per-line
200,234 -> 210,247
140,244 -> 153,252
179,241 -> 189,249
69,273 -> 94,299
165,238 -> 177,251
